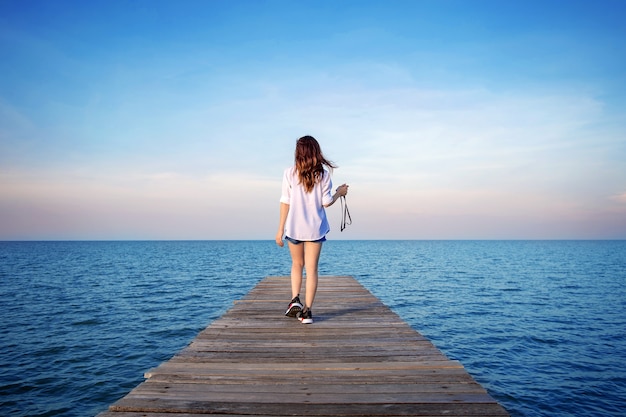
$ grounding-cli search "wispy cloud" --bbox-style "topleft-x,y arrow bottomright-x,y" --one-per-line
1,1 -> 624,239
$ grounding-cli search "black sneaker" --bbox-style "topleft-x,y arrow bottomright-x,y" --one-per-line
285,296 -> 303,317
298,308 -> 313,324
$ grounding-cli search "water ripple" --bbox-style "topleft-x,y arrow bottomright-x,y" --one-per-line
1,240 -> 625,417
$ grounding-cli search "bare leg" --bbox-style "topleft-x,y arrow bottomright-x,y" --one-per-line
287,241 -> 305,298
303,241 -> 323,309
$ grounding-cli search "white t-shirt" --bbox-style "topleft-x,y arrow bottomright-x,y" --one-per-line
280,166 -> 334,240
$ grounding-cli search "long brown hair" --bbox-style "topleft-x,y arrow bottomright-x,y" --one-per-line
294,135 -> 337,193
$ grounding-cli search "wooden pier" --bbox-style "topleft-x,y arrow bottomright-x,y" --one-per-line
98,276 -> 509,416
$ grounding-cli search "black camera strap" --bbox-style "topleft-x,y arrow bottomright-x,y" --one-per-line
340,195 -> 352,232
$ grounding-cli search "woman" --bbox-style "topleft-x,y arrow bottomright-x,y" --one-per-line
275,135 -> 349,324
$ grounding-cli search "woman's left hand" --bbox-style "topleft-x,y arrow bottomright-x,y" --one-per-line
275,231 -> 284,247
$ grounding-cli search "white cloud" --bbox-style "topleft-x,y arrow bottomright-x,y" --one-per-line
611,192 -> 626,204
1,60 -> 625,239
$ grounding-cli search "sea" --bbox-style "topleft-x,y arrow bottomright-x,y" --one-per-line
1,240 -> 625,417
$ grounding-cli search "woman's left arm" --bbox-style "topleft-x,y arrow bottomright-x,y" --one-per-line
275,203 -> 289,247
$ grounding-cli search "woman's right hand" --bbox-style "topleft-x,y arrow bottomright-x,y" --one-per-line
336,184 -> 349,197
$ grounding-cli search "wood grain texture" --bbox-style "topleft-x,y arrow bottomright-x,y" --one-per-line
98,276 -> 509,416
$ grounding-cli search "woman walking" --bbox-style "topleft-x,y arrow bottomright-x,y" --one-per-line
275,135 -> 348,324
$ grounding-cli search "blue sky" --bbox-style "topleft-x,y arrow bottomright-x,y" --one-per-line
1,0 -> 625,240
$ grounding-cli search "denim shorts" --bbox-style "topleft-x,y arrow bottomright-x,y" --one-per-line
285,236 -> 327,245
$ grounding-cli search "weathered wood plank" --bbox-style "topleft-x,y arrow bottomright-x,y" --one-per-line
98,276 -> 509,417
105,398 -> 509,416
130,381 -> 485,394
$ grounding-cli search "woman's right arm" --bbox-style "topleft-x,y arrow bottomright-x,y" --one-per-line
324,184 -> 349,208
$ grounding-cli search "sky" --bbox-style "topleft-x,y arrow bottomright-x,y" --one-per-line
1,0 -> 625,240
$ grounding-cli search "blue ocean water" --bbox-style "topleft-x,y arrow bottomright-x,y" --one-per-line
0,240 -> 624,417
